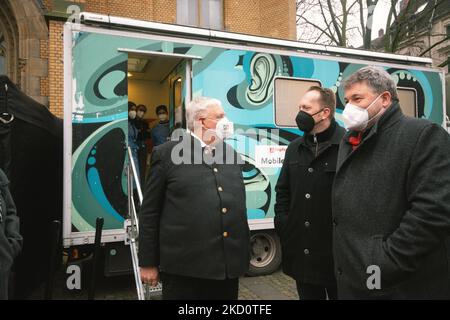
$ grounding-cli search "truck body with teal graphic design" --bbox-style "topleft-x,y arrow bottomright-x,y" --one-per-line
63,12 -> 447,278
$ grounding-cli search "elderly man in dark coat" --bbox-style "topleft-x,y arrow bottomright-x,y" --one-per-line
0,169 -> 22,300
138,96 -> 250,300
275,86 -> 344,300
333,66 -> 450,299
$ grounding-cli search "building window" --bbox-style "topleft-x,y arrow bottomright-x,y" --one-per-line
0,32 -> 6,75
200,0 -> 223,29
177,0 -> 223,30
274,77 -> 322,127
177,0 -> 199,27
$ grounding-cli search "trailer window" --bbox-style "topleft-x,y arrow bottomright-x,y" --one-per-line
397,87 -> 417,118
274,77 -> 322,127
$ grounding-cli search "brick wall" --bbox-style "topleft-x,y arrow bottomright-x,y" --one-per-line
261,0 -> 297,40
224,0 -> 297,40
42,0 -> 177,23
153,0 -> 177,24
48,21 -> 64,117
40,39 -> 49,99
224,0 -> 262,35
44,0 -> 296,117
85,0 -> 154,20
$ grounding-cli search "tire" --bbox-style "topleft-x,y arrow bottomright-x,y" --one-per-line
246,230 -> 282,277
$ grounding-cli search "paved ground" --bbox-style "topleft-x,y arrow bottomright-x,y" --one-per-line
239,271 -> 298,300
30,267 -> 298,300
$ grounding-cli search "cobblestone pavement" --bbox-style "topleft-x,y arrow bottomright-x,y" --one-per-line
239,271 -> 298,300
30,268 -> 298,300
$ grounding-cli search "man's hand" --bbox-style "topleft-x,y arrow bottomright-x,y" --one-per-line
140,266 -> 159,287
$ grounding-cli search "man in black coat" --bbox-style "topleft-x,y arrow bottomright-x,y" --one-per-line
275,86 -> 345,300
0,169 -> 22,300
138,96 -> 250,300
333,66 -> 450,299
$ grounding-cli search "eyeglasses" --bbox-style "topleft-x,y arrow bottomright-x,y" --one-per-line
204,116 -> 224,122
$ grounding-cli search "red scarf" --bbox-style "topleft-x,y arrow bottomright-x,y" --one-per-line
348,132 -> 363,150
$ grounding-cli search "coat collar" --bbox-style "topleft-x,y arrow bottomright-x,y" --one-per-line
174,130 -> 230,168
186,128 -> 207,148
299,118 -> 344,148
361,100 -> 404,142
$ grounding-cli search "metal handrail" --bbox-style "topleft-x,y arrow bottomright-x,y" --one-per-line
126,147 -> 145,300
130,237 -> 145,300
446,115 -> 450,134
127,147 -> 143,204
130,193 -> 139,235
126,147 -> 163,300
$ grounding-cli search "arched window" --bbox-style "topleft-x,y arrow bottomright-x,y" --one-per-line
0,32 -> 6,75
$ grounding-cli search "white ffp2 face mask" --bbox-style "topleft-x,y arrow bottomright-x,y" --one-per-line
215,117 -> 234,140
342,94 -> 383,131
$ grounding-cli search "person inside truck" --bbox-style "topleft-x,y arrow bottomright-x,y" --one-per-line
150,105 -> 170,147
128,101 -> 140,182
0,168 -> 23,300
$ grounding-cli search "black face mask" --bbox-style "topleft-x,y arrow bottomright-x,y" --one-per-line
295,109 -> 324,133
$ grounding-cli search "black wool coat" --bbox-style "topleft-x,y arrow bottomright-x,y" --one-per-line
138,132 -> 250,280
275,120 -> 345,286
0,169 -> 22,300
333,102 -> 450,299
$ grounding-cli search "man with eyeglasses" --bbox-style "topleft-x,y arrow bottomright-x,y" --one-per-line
139,97 -> 250,300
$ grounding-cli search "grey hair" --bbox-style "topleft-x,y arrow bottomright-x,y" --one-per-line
343,66 -> 398,100
186,96 -> 222,130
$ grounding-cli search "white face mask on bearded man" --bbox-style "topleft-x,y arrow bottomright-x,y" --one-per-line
342,93 -> 385,131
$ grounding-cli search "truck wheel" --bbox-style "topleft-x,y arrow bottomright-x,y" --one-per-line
247,230 -> 282,276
